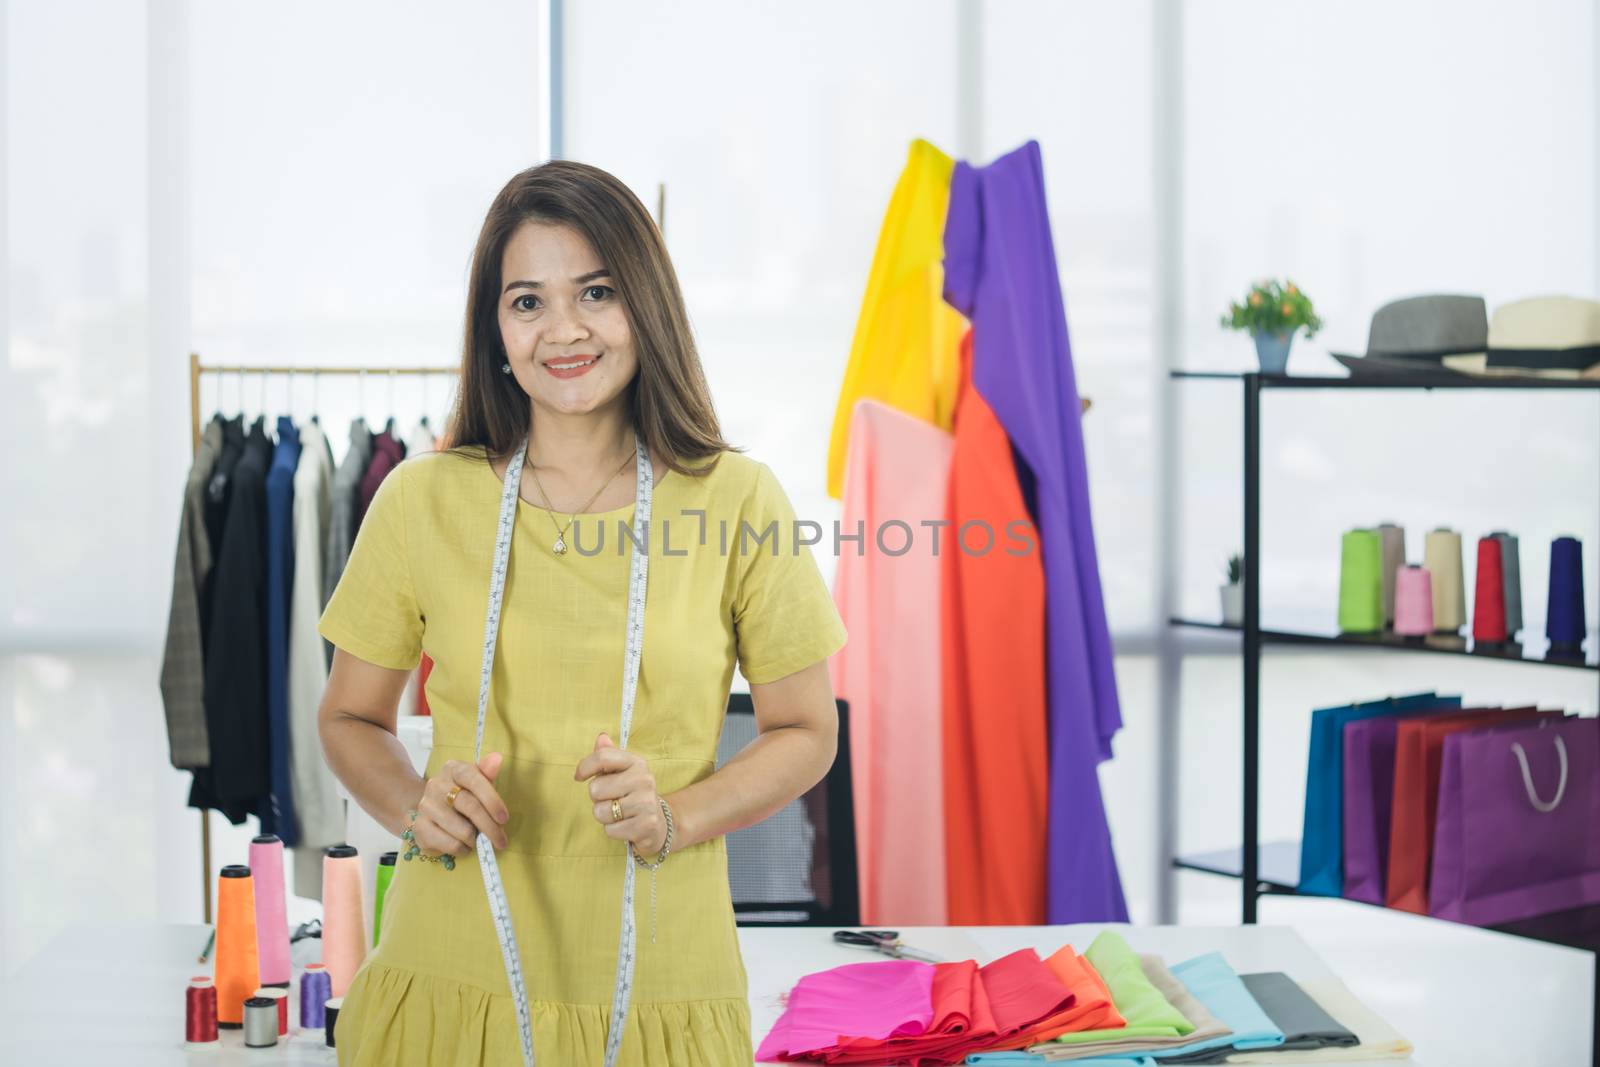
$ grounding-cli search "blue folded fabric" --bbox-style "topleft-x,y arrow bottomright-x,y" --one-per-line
1298,691 -> 1457,895
1148,952 -> 1283,1062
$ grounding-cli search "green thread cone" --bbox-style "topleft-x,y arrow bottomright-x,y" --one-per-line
1338,528 -> 1384,634
374,852 -> 397,948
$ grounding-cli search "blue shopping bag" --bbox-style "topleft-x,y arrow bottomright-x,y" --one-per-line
1298,692 -> 1459,896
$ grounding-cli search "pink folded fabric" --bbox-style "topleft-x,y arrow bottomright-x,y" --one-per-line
756,959 -> 937,1062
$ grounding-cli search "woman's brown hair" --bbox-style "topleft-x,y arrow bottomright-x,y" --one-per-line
445,160 -> 736,474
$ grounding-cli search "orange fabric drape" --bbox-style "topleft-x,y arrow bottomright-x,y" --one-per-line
940,329 -> 1049,924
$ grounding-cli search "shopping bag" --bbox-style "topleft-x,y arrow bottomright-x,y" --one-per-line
1384,706 -> 1552,914
1342,704 -> 1469,904
1298,692 -> 1453,897
1430,715 -> 1600,925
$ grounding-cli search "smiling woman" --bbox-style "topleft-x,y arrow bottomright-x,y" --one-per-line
314,161 -> 849,1066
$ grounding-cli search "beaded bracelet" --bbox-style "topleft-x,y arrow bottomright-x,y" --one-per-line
401,808 -> 456,871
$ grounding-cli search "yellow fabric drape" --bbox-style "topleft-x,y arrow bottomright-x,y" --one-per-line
826,139 -> 967,500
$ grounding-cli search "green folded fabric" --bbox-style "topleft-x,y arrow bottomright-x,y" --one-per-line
1049,931 -> 1193,1045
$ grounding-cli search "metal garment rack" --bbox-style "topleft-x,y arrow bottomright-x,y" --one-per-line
1167,370 -> 1600,1065
187,352 -> 458,924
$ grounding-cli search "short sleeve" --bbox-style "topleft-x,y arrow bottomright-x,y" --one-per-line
732,463 -> 848,684
318,464 -> 423,670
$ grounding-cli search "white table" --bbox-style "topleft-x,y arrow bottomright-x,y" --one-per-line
1,921 -> 1588,1065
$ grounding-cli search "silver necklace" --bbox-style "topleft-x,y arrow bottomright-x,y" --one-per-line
475,428 -> 654,1067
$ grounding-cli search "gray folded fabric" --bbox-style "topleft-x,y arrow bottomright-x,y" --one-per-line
1240,973 -> 1358,1051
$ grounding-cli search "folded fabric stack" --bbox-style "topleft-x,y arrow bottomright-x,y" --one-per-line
757,932 -> 1411,1065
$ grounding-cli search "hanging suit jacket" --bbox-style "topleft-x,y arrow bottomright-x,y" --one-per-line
159,415 -> 223,769
322,418 -> 373,613
194,417 -> 273,823
825,138 -> 968,500
263,417 -> 302,842
943,140 -> 1127,922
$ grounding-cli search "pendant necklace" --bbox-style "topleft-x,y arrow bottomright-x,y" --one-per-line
528,445 -> 638,555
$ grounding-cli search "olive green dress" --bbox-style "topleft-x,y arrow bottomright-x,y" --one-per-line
318,445 -> 847,1064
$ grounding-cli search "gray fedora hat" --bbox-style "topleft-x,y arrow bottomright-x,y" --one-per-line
1331,294 -> 1485,378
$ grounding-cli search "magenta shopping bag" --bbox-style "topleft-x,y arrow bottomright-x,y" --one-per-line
1429,715 -> 1600,925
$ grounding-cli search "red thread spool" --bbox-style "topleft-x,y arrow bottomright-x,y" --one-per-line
254,986 -> 289,1036
1473,536 -> 1508,643
185,976 -> 219,1047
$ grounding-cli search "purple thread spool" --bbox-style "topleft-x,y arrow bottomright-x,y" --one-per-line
300,965 -> 333,1031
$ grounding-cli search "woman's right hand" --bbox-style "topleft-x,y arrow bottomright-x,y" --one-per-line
408,752 -> 511,855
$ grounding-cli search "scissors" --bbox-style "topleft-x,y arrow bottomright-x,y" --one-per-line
832,929 -> 942,963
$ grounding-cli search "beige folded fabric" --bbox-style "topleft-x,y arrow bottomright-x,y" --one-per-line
1029,956 -> 1231,1062
1226,977 -> 1412,1063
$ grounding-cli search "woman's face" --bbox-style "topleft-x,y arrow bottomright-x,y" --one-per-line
498,220 -> 639,420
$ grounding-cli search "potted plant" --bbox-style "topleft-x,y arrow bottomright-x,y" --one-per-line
1221,279 -> 1323,374
1220,553 -> 1244,626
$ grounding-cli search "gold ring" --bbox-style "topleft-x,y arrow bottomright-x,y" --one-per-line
445,785 -> 462,808
610,799 -> 624,824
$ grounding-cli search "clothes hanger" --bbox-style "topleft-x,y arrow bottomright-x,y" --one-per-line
384,369 -> 399,440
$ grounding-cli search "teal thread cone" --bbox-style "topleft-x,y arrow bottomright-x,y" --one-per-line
1338,528 -> 1384,633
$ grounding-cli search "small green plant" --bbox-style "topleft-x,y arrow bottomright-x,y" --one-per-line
1221,279 -> 1323,338
1223,553 -> 1243,585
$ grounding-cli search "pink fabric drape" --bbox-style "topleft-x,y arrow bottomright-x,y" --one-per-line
830,399 -> 953,925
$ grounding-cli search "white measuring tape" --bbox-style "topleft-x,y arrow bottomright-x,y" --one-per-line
473,430 -> 654,1067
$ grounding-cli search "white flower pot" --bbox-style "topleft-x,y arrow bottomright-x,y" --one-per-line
1220,584 -> 1243,627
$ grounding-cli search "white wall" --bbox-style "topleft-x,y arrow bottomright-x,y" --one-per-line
2,0 -> 1597,973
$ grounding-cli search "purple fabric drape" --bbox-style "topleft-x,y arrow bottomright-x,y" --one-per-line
942,140 -> 1127,922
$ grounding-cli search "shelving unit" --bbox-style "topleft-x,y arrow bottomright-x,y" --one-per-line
1169,370 -> 1600,1064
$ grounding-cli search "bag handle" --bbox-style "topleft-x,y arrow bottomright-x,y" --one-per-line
1510,736 -> 1568,813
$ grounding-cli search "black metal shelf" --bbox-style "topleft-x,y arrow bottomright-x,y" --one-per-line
1169,616 -> 1599,671
1174,844 -> 1600,955
1167,370 -> 1599,1063
1172,369 -> 1600,390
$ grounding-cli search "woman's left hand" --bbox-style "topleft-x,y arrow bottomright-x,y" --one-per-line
576,732 -> 667,856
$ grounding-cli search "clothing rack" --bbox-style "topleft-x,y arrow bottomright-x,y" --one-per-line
187,353 -> 458,924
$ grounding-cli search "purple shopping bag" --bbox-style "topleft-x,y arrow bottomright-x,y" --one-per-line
1429,715 -> 1600,925
1342,705 -> 1473,904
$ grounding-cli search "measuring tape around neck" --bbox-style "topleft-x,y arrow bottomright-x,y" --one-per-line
473,430 -> 654,1067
